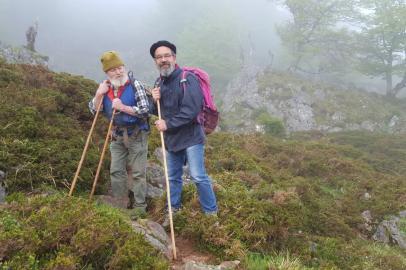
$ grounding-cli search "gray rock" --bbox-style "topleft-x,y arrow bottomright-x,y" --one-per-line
388,115 -> 399,128
145,220 -> 169,244
283,97 -> 316,131
0,185 -> 5,204
147,162 -> 165,186
399,210 -> 406,218
361,210 -> 372,223
0,41 -> 48,66
154,148 -> 164,166
131,220 -> 172,259
147,183 -> 164,199
363,192 -> 371,200
220,63 -> 406,134
373,216 -> 406,249
181,260 -> 240,270
331,111 -> 345,122
360,121 -> 376,131
219,261 -> 240,269
361,210 -> 373,232
183,261 -> 219,270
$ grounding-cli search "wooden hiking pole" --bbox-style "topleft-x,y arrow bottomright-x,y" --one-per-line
157,99 -> 177,260
90,89 -> 118,199
69,98 -> 103,196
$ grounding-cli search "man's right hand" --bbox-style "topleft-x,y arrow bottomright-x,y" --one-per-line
96,80 -> 110,96
151,87 -> 161,102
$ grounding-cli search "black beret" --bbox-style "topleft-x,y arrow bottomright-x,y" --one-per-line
150,40 -> 177,57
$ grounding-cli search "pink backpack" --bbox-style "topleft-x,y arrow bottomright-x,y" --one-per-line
181,67 -> 219,134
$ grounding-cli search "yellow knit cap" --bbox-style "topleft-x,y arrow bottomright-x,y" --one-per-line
100,51 -> 124,72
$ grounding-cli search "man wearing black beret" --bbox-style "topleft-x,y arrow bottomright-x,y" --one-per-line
149,40 -> 218,222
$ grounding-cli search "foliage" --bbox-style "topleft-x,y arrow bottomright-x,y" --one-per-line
354,0 -> 406,96
276,0 -> 356,74
166,132 -> 406,269
276,0 -> 406,96
0,194 -> 168,269
243,252 -> 314,270
0,60 -> 110,193
256,111 -> 286,137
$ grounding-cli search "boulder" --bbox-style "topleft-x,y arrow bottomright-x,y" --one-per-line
373,215 -> 406,249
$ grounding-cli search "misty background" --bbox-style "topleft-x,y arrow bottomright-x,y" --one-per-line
0,0 -> 404,97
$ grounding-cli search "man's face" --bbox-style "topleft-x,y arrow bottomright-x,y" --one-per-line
154,46 -> 176,77
106,65 -> 127,88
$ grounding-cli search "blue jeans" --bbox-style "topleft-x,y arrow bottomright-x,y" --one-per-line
166,144 -> 218,213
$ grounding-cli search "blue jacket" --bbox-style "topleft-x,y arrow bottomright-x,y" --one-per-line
153,67 -> 205,152
102,83 -> 149,135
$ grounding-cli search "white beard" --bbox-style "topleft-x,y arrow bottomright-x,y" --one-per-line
110,73 -> 128,89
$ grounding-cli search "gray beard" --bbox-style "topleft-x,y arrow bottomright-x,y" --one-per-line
159,63 -> 175,77
110,74 -> 128,89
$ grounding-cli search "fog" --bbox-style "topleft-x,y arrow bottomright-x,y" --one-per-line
0,0 -> 286,82
0,0 -> 404,96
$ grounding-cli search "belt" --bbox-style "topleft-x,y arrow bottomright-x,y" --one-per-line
112,126 -> 140,148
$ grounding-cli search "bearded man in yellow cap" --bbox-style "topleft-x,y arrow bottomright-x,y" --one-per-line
89,51 -> 150,213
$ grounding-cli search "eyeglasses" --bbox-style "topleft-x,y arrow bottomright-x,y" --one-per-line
154,54 -> 174,61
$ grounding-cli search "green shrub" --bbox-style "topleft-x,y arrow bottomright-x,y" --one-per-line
0,194 -> 168,269
257,112 -> 286,137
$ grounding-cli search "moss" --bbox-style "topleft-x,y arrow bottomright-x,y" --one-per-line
0,194 -> 168,269
0,67 -> 24,87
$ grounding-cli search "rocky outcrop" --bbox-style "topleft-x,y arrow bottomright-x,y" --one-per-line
131,219 -> 173,259
372,211 -> 406,249
0,41 -> 48,67
221,66 -> 406,134
146,162 -> 165,199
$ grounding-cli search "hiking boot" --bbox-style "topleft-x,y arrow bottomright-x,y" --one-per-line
204,211 -> 218,217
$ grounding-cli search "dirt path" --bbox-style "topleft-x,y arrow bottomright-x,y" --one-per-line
169,235 -> 216,269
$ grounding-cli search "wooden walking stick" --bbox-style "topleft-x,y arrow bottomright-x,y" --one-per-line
90,89 -> 118,199
69,98 -> 103,196
157,99 -> 177,260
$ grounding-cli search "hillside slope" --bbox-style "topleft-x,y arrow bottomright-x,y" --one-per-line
0,61 -> 405,269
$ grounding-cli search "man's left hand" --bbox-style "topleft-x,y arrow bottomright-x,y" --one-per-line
112,98 -> 124,111
155,119 -> 167,131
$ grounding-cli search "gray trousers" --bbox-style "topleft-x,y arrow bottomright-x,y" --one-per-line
109,129 -> 148,208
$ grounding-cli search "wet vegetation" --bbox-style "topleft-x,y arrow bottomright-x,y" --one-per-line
0,60 -> 405,269
0,194 -> 168,269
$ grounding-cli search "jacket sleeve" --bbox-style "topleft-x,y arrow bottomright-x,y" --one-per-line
165,74 -> 203,130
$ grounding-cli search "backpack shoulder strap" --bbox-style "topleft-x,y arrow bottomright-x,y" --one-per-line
180,70 -> 198,91
128,71 -> 136,91
180,70 -> 187,91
